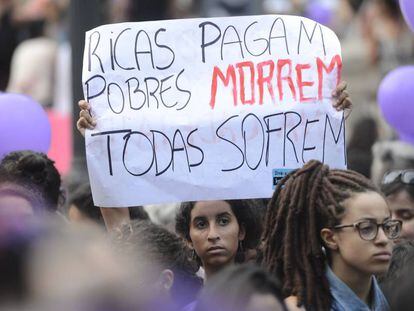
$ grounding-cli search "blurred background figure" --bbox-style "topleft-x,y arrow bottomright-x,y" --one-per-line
67,182 -> 105,226
67,182 -> 150,230
114,220 -> 203,311
371,140 -> 414,186
0,218 -> 139,311
194,264 -> 287,311
381,169 -> 414,242
0,0 -> 18,90
0,170 -> 46,217
381,241 -> 414,311
0,150 -> 64,213
2,0 -> 414,188
347,116 -> 379,178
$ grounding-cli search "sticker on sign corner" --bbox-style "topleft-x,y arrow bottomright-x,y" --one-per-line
272,169 -> 293,189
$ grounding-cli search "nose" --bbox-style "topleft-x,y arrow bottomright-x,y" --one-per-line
374,226 -> 390,246
391,211 -> 399,221
207,225 -> 220,242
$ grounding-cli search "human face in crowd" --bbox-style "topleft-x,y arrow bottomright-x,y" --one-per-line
189,201 -> 245,272
387,189 -> 414,242
329,191 -> 394,276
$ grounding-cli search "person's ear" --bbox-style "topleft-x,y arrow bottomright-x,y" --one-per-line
157,269 -> 174,293
238,224 -> 246,241
320,228 -> 339,251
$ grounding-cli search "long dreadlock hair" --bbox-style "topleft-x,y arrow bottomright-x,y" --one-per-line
261,160 -> 378,311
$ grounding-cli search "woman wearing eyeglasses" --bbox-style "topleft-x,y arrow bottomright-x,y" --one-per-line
262,160 -> 401,311
381,169 -> 414,242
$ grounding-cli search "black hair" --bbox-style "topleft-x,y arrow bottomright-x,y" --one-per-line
384,241 -> 414,310
68,183 -> 149,227
378,0 -> 402,19
380,241 -> 414,299
262,160 -> 378,310
116,220 -> 202,308
0,151 -> 62,211
175,199 -> 263,263
68,183 -> 104,226
128,0 -> 169,21
128,206 -> 150,221
0,224 -> 34,302
194,263 -> 288,311
347,117 -> 378,178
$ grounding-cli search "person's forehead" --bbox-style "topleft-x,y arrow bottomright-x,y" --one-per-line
0,194 -> 34,216
191,200 -> 233,218
0,182 -> 35,197
343,191 -> 389,220
388,189 -> 414,206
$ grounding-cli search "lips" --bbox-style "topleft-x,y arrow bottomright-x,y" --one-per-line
372,251 -> 392,261
207,246 -> 226,254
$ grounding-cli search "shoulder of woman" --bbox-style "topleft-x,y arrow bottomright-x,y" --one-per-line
284,296 -> 306,311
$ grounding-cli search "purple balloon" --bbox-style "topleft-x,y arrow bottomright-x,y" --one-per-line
0,93 -> 51,159
400,0 -> 414,32
305,2 -> 332,26
378,66 -> 414,145
399,132 -> 414,145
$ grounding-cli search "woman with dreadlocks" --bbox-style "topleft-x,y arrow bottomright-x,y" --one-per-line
262,160 -> 402,311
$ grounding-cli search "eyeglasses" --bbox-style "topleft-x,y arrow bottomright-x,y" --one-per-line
333,219 -> 402,241
382,170 -> 414,185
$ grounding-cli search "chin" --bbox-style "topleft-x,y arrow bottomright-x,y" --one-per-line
207,256 -> 232,267
368,263 -> 390,276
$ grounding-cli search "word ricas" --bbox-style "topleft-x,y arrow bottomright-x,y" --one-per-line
84,27 -> 191,113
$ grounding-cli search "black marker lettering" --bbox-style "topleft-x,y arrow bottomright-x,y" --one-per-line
154,28 -> 175,70
199,21 -> 222,63
216,115 -> 244,172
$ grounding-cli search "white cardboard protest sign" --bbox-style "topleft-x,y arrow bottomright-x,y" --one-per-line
82,15 -> 346,207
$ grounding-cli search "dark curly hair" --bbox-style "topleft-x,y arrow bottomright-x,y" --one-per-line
175,199 -> 264,263
0,151 -> 62,211
114,220 -> 203,308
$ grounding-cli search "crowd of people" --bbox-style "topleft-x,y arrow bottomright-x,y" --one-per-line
0,82 -> 413,310
1,0 -> 414,310
0,145 -> 413,311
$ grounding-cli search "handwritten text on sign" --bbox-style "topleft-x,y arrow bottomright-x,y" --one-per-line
82,15 -> 345,207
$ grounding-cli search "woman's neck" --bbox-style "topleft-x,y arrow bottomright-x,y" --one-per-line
331,258 -> 373,305
204,261 -> 234,280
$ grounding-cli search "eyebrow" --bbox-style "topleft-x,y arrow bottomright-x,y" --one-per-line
216,212 -> 232,218
357,216 -> 391,222
192,216 -> 206,223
